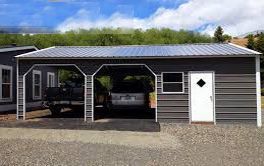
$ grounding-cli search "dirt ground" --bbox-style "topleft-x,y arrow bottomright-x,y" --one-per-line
0,109 -> 263,165
0,122 -> 263,166
0,109 -> 51,121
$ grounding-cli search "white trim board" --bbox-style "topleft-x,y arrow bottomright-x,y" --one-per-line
15,46 -> 53,58
84,75 -> 87,122
91,75 -> 94,122
92,64 -> 157,78
16,58 -> 19,120
256,55 -> 262,127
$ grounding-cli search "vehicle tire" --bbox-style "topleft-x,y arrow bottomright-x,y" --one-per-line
50,106 -> 61,116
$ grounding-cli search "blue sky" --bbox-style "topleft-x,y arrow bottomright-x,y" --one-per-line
0,0 -> 263,36
0,0 -> 182,27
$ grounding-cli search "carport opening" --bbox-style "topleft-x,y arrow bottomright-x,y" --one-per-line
24,65 -> 85,120
94,65 -> 156,120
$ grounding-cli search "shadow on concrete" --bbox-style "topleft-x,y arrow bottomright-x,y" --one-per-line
0,118 -> 160,132
0,108 -> 159,132
94,108 -> 155,120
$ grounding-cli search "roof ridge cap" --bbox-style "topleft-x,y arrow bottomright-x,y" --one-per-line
54,43 -> 223,48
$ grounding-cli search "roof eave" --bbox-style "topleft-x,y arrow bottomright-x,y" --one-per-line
0,46 -> 38,53
228,43 -> 262,55
16,54 -> 257,60
15,46 -> 55,58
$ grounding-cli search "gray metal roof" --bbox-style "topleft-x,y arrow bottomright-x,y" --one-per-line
0,46 -> 38,53
16,43 -> 261,59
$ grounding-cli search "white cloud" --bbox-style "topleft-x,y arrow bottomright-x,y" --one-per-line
57,0 -> 264,36
43,6 -> 53,12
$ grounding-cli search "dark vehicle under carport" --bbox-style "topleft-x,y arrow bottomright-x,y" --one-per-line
44,87 -> 84,115
110,80 -> 149,110
93,65 -> 156,120
42,67 -> 86,116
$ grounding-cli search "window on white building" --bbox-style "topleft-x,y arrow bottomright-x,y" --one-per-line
33,70 -> 42,100
0,65 -> 12,102
47,72 -> 55,87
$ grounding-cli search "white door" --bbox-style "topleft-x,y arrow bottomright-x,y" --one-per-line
190,71 -> 214,122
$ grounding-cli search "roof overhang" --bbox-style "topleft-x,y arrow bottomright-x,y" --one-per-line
15,43 -> 262,59
0,46 -> 38,53
228,43 -> 262,55
16,54 -> 258,60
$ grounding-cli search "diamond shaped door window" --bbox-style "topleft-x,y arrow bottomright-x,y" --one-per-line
197,79 -> 206,87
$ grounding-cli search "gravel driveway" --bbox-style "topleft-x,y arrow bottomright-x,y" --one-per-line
0,123 -> 263,166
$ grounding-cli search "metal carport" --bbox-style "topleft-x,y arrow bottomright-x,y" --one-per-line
15,44 -> 262,126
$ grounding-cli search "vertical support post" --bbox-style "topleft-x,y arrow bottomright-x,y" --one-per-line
16,59 -> 19,120
155,75 -> 158,122
16,58 -> 25,120
91,75 -> 94,122
84,75 -> 87,122
23,75 -> 26,120
256,55 -> 262,127
84,75 -> 93,122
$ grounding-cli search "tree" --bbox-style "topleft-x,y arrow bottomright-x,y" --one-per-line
254,33 -> 264,82
255,33 -> 264,53
213,26 -> 225,43
223,34 -> 232,42
0,28 -> 213,48
246,34 -> 255,50
96,76 -> 112,91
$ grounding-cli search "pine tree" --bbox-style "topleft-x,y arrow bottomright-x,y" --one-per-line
255,33 -> 264,53
213,26 -> 224,43
246,34 -> 255,50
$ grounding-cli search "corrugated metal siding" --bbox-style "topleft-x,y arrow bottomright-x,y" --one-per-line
157,73 -> 257,123
18,57 -> 257,123
157,74 -> 189,122
215,73 -> 256,123
154,58 -> 256,123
